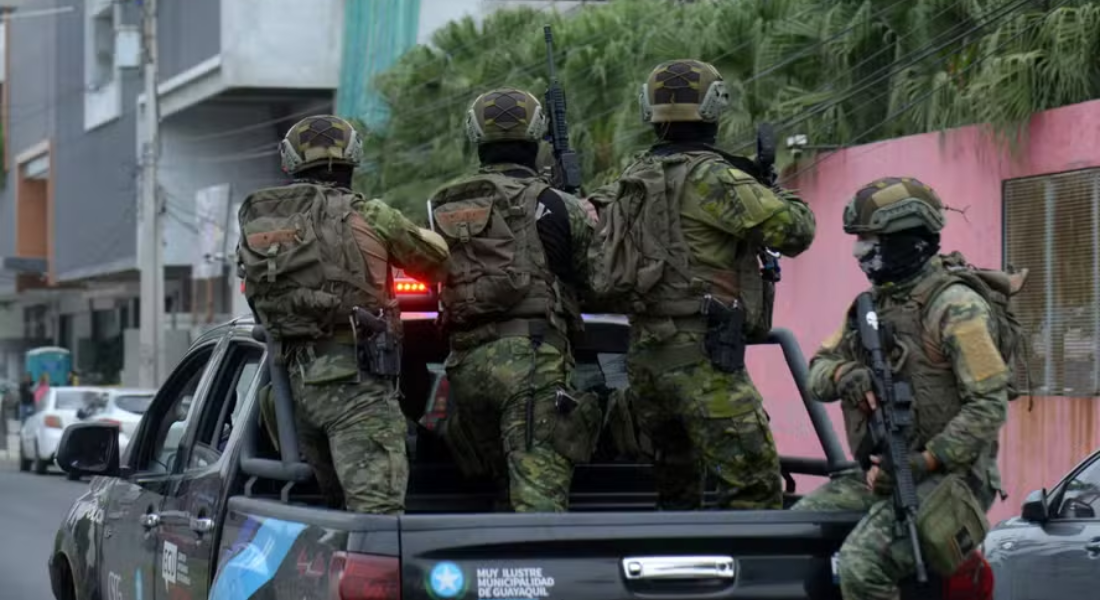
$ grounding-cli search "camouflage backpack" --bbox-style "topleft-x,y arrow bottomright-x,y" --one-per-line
237,183 -> 382,341
916,251 -> 1030,400
428,171 -> 556,328
588,152 -> 709,314
588,151 -> 775,337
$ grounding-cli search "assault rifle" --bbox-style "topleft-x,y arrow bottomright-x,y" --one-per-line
855,292 -> 928,584
755,122 -> 782,283
543,25 -> 582,194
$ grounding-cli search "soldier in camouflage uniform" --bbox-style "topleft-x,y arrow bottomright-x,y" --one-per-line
240,115 -> 449,514
791,177 -> 1010,600
606,60 -> 816,510
430,88 -> 597,512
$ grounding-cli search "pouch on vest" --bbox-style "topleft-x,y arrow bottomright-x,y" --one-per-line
430,175 -> 555,329
550,389 -> 603,464
916,473 -> 990,576
237,184 -> 378,341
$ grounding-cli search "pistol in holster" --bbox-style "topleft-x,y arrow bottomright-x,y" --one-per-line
700,294 -> 747,373
350,306 -> 402,379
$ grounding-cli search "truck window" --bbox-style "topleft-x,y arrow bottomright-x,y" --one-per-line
186,341 -> 264,471
132,343 -> 218,475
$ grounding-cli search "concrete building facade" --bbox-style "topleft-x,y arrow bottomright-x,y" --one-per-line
0,0 -> 343,385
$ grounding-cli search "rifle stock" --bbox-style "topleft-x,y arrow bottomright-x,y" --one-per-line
855,291 -> 928,584
543,25 -> 582,194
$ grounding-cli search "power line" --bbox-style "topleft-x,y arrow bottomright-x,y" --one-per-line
779,0 -> 1073,186
390,0 -> 909,185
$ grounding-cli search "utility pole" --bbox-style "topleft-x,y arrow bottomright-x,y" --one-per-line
137,0 -> 163,389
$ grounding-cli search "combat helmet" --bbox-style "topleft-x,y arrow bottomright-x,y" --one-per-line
843,177 -> 946,235
279,115 -> 364,175
465,88 -> 549,145
639,59 -> 731,124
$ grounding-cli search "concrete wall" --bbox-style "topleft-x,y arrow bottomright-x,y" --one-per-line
0,0 -> 60,294
757,99 -> 1100,525
220,0 -> 343,89
158,103 -> 289,267
54,0 -> 143,282
158,0 -> 221,83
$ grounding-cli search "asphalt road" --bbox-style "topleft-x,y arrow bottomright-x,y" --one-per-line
0,461 -> 88,600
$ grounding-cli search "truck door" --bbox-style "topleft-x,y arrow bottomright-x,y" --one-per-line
99,340 -> 222,600
155,338 -> 265,600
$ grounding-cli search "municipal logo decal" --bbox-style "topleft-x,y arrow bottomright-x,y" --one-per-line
427,562 -> 467,599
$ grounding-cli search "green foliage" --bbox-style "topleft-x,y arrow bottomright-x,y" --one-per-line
353,0 -> 1100,223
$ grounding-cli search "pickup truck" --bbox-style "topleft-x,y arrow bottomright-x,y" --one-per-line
49,277 -> 995,600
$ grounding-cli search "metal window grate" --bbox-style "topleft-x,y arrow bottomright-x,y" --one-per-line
1004,167 -> 1100,397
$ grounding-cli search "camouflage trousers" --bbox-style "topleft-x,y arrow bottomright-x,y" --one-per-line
791,469 -> 994,600
445,336 -> 576,512
288,342 -> 409,515
627,333 -> 782,510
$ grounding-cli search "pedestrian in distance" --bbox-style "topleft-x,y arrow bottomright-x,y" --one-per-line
237,115 -> 450,514
586,59 -> 816,510
18,372 -> 34,422
791,177 -> 1025,600
429,87 -> 602,513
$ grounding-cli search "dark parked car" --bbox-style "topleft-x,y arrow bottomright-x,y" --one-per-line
982,446 -> 1100,599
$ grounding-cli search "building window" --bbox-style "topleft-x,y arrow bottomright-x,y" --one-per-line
1004,167 -> 1100,397
84,0 -> 123,131
90,8 -> 115,90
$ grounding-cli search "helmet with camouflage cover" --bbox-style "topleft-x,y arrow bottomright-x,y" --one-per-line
465,88 -> 548,145
843,176 -> 946,235
279,115 -> 364,174
639,59 -> 731,124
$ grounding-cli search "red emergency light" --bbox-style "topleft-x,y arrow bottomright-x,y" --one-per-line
394,280 -> 428,294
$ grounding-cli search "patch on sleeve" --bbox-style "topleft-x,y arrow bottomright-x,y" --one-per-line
951,319 -> 1007,383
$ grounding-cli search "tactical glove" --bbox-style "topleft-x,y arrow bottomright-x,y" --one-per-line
869,452 -> 933,496
836,363 -> 874,413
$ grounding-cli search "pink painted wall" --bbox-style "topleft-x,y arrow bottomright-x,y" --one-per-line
748,99 -> 1100,523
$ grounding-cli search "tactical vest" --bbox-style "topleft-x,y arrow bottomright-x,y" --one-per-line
429,167 -> 575,334
845,255 -> 1025,455
237,183 -> 390,341
590,150 -> 773,340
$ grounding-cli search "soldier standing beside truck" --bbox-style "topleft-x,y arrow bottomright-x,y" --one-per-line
237,115 -> 449,514
792,177 -> 1025,600
587,59 -> 816,510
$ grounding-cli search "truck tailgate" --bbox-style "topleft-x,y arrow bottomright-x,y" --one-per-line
398,511 -> 866,600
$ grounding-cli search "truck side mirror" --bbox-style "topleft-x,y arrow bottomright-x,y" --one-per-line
1021,488 -> 1048,523
57,422 -> 121,478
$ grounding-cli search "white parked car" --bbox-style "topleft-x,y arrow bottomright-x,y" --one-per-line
74,388 -> 156,459
20,387 -> 104,476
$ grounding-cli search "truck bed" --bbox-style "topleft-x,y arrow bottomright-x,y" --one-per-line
213,321 -> 958,600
